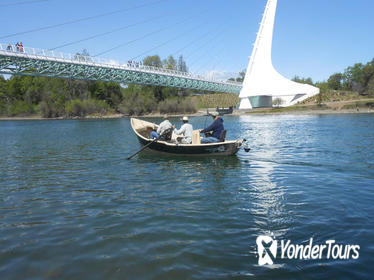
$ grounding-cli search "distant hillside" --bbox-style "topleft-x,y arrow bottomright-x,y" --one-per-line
301,89 -> 374,105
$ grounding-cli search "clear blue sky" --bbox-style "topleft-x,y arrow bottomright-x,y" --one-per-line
1,0 -> 373,82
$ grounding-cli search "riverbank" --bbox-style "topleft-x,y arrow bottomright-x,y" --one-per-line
245,98 -> 374,115
2,108 -> 374,121
0,113 -> 125,121
2,99 -> 374,120
0,112 -> 206,121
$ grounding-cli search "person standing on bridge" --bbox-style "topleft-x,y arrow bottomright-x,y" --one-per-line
16,42 -> 19,52
19,42 -> 23,52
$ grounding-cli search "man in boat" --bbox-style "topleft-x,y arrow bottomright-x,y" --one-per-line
150,114 -> 173,140
173,116 -> 193,144
199,111 -> 224,143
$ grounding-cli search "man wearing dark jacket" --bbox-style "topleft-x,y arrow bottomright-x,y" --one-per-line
200,111 -> 224,143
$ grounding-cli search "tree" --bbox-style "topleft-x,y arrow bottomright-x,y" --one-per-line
91,81 -> 122,108
7,76 -> 23,101
316,92 -> 323,106
327,73 -> 343,90
143,55 -> 162,67
272,97 -> 284,107
142,55 -> 186,101
366,76 -> 374,95
120,84 -> 156,115
343,63 -> 364,91
360,61 -> 374,95
237,70 -> 246,82
228,69 -> 246,82
163,55 -> 176,70
0,75 -> 8,114
341,60 -> 374,94
74,49 -> 93,62
177,55 -> 188,72
292,76 -> 314,85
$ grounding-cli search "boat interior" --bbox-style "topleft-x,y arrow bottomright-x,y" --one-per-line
131,118 -> 233,145
131,119 -> 155,139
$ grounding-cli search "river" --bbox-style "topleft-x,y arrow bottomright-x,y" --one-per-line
0,114 -> 373,279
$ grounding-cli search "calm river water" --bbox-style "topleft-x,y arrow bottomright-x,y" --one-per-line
0,114 -> 373,279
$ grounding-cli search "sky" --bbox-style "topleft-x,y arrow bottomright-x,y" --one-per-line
1,0 -> 374,82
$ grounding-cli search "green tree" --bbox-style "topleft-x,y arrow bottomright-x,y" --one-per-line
360,61 -> 374,95
228,69 -> 246,82
316,92 -> 324,106
343,63 -> 364,91
237,70 -> 246,82
119,84 -> 156,115
143,55 -> 179,102
74,49 -> 93,63
177,55 -> 188,72
327,73 -> 343,90
143,55 -> 162,67
366,76 -> 374,95
90,81 -> 122,109
272,97 -> 284,107
292,76 -> 314,85
163,55 -> 177,70
7,76 -> 23,101
0,75 -> 8,114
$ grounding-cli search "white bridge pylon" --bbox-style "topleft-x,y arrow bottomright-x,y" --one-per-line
239,0 -> 319,109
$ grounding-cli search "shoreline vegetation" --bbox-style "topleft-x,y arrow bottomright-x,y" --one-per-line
1,98 -> 374,121
1,52 -> 373,120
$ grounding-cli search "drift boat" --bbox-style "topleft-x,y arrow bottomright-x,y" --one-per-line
130,118 -> 245,156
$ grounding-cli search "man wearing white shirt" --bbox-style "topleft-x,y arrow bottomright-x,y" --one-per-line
173,116 -> 193,144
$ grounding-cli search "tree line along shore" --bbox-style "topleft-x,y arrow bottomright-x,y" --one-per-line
0,53 -> 373,119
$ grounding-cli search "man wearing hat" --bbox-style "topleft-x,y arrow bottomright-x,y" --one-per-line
150,114 -> 173,139
199,111 -> 224,143
173,116 -> 193,144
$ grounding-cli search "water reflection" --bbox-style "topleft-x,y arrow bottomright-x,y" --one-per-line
238,116 -> 290,239
137,153 -> 242,188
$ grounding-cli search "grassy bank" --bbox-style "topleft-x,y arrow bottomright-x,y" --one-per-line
188,93 -> 239,109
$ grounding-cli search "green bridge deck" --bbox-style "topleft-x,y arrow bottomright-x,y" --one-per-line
0,44 -> 242,94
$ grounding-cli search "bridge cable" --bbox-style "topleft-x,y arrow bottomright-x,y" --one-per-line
191,38 -> 235,77
192,13 -> 247,77
194,43 -> 229,76
188,30 -> 229,68
0,0 -> 168,40
93,10 -> 208,58
0,0 -> 54,7
48,14 -> 171,51
182,29 -> 223,61
171,21 -> 226,58
184,16 -> 239,75
129,21 -> 208,62
48,1 -> 193,51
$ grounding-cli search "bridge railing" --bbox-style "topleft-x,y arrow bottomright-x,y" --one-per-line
0,43 -> 242,87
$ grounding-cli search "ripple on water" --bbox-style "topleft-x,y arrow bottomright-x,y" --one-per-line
0,116 -> 373,279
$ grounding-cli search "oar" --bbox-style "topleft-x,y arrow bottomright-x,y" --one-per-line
126,128 -> 170,160
126,137 -> 158,160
